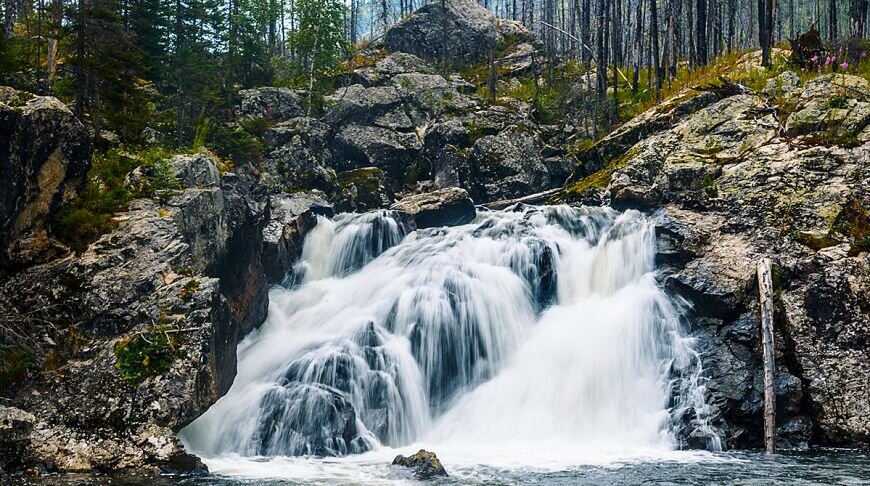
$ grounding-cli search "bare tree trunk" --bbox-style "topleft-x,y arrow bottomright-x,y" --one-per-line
5,0 -> 15,37
829,0 -> 838,39
650,0 -> 662,92
695,0 -> 707,65
757,258 -> 777,455
633,0 -> 644,92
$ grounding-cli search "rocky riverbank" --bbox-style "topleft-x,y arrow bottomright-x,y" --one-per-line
1,0 -> 869,478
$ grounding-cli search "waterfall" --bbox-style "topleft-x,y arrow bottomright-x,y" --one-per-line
181,205 -> 720,461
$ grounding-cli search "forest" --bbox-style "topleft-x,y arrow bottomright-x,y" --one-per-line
2,0 -> 870,147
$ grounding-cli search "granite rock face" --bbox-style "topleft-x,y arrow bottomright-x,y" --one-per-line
558,73 -> 870,449
0,88 -> 93,268
0,152 -> 270,474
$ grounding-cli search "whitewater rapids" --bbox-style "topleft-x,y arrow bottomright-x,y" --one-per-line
180,205 -> 720,480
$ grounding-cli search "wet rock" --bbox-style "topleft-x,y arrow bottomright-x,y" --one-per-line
0,88 -> 93,268
262,193 -> 334,284
253,382 -> 366,457
391,187 -> 475,229
238,87 -> 304,122
392,449 -> 448,479
469,126 -> 558,202
384,0 -> 497,66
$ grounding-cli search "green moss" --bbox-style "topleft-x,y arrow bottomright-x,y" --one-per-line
464,120 -> 499,144
702,174 -> 719,197
793,231 -> 841,250
551,145 -> 642,202
180,279 -> 200,301
338,167 -> 384,193
53,147 -> 187,253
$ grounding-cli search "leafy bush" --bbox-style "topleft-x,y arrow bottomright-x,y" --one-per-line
115,322 -> 184,386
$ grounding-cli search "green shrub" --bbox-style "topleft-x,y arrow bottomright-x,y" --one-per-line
115,322 -> 185,386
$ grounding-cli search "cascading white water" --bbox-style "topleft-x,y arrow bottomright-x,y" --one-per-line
181,205 -> 720,470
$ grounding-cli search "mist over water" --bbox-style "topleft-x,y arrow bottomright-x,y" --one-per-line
181,205 -> 721,480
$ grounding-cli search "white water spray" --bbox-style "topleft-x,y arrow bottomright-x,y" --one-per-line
181,205 -> 720,470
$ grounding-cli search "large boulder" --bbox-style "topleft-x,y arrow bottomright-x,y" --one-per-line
331,124 -> 423,189
238,87 -> 304,122
260,117 -> 341,197
0,88 -> 92,268
391,187 -> 475,228
784,74 -> 870,139
384,0 -> 498,66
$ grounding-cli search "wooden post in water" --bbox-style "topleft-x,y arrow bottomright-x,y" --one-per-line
757,258 -> 777,454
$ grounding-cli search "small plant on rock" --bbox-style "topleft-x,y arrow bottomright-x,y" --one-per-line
115,315 -> 185,386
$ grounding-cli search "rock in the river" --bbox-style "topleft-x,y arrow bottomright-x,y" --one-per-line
384,0 -> 498,66
391,187 -> 475,228
262,193 -> 334,284
0,87 -> 92,268
238,87 -> 304,122
392,449 -> 448,479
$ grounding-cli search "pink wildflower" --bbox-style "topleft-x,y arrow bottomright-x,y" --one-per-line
862,51 -> 868,59
841,61 -> 849,69
811,54 -> 820,63
825,56 -> 832,66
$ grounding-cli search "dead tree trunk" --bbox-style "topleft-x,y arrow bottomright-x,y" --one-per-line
757,257 -> 777,454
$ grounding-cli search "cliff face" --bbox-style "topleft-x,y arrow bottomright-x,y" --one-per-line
0,107 -> 270,474
558,72 -> 870,448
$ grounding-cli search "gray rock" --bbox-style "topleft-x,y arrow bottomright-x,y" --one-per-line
391,187 -> 475,228
375,52 -> 435,76
323,85 -> 403,125
169,153 -> 221,188
331,124 -> 422,189
384,0 -> 498,66
337,167 -> 393,212
262,193 -> 334,284
239,87 -> 304,122
260,117 -> 340,197
469,126 -> 555,202
392,449 -> 448,480
0,173 -> 270,473
0,89 -> 92,268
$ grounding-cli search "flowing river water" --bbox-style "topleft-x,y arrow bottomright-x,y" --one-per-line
20,206 -> 870,485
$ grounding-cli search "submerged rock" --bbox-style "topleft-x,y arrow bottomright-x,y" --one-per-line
391,187 -> 475,228
392,449 -> 448,479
